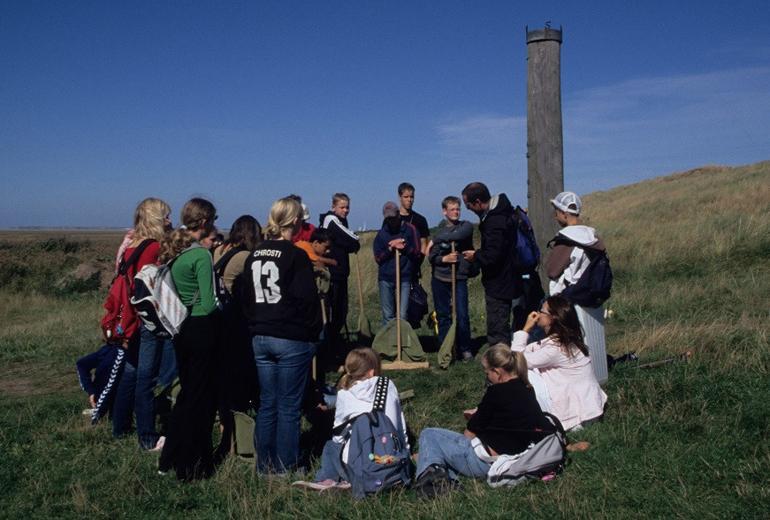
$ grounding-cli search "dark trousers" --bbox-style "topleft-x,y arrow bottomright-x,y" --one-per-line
485,294 -> 523,346
432,277 -> 471,356
159,314 -> 219,481
326,278 -> 349,362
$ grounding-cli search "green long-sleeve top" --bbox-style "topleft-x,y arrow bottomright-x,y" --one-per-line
170,246 -> 218,317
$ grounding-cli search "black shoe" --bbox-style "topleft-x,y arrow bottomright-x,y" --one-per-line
415,465 -> 461,498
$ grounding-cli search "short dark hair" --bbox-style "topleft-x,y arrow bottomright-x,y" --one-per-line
398,182 -> 415,195
461,182 -> 491,203
309,228 -> 331,243
286,194 -> 302,203
442,196 -> 461,209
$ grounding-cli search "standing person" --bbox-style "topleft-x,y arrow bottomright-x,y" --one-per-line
130,198 -> 177,452
157,198 -> 220,481
545,191 -> 610,384
212,215 -> 262,463
461,182 -> 522,346
319,193 -> 360,365
109,198 -> 177,448
243,198 -> 322,474
428,196 -> 475,361
373,202 -> 420,327
397,182 -> 430,261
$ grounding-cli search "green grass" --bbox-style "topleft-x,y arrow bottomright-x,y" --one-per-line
1,162 -> 769,518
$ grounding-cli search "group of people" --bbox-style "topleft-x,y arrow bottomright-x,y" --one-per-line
76,180 -> 609,493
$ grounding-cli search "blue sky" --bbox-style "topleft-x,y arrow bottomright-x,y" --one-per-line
2,1 -> 769,230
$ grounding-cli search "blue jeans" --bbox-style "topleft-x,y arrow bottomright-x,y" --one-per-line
431,277 -> 471,356
415,428 -> 491,481
314,440 -> 347,482
378,279 -> 410,327
252,335 -> 316,473
112,360 -> 135,438
134,325 -> 178,449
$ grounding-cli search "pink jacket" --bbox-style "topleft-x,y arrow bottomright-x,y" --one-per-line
512,331 -> 607,430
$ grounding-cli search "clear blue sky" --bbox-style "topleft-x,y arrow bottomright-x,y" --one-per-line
2,1 -> 769,229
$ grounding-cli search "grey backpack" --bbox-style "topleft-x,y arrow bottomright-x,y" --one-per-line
338,377 -> 411,499
486,413 -> 568,488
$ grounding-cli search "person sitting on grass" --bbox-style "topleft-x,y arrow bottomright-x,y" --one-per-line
292,347 -> 409,492
512,295 -> 607,432
413,344 -> 550,498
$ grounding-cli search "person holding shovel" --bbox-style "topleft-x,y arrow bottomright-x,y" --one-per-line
373,201 -> 420,327
429,196 -> 475,361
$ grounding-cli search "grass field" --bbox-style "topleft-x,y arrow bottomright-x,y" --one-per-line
1,161 -> 769,518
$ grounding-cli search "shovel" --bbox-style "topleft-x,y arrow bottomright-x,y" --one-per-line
374,249 -> 429,370
354,253 -> 372,341
437,242 -> 457,369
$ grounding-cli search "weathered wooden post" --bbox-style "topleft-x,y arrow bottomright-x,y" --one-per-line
526,25 -> 564,257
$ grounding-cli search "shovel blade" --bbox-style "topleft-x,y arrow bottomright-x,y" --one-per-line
437,323 -> 457,370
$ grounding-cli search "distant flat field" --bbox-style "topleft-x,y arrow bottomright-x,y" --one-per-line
0,229 -> 126,243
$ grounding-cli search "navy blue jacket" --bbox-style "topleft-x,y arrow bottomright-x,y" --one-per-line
373,222 -> 420,283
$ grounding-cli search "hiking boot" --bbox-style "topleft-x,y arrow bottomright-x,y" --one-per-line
415,465 -> 461,498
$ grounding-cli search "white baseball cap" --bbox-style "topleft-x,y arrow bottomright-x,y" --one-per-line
301,203 -> 310,221
551,191 -> 582,215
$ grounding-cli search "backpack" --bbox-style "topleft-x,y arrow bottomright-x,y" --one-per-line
100,239 -> 153,343
337,376 -> 411,499
512,206 -> 541,271
213,246 -> 245,308
550,236 -> 613,307
407,283 -> 429,328
486,413 -> 568,488
130,245 -> 203,338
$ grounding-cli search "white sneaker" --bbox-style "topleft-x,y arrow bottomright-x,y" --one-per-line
149,436 -> 166,452
291,479 -> 338,492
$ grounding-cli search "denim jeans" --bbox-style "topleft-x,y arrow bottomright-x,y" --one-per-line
415,428 -> 491,481
134,325 -> 178,449
112,360 -> 135,438
252,335 -> 316,473
314,439 -> 347,482
431,277 -> 471,355
378,279 -> 410,327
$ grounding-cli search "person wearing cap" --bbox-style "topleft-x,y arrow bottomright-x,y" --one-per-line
373,201 -> 421,327
546,191 -> 609,384
461,182 -> 522,346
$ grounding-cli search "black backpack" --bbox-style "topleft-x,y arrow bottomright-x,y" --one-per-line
549,236 -> 613,308
213,246 -> 245,308
512,206 -> 541,271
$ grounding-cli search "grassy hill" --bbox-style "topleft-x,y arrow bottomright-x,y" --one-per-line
1,161 -> 768,518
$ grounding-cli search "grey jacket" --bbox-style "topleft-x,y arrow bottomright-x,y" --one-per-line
429,219 -> 476,282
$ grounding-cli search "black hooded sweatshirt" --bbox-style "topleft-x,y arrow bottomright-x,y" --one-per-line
475,193 -> 522,300
319,211 -> 361,282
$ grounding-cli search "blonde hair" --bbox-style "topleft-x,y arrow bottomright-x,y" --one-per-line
482,344 -> 530,386
265,198 -> 301,239
338,348 -> 381,390
159,198 -> 216,263
133,198 -> 170,242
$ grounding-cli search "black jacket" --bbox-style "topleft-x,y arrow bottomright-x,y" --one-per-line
241,240 -> 322,342
475,193 -> 522,299
429,219 -> 475,282
319,211 -> 361,281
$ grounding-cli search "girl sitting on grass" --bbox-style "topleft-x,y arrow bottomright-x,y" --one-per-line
413,345 -> 551,497
512,295 -> 607,431
292,347 -> 409,491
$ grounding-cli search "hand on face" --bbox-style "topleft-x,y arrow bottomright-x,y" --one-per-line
524,311 -> 540,332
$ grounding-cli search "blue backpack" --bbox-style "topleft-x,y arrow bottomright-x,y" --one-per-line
512,206 -> 541,271
338,377 -> 411,499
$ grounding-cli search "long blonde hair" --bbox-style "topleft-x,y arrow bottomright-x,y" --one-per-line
133,198 -> 170,242
264,198 -> 301,239
159,198 -> 216,263
482,344 -> 529,386
338,348 -> 381,390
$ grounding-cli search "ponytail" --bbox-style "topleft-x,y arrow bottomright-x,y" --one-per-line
338,348 -> 381,390
159,197 -> 216,263
482,344 -> 530,386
